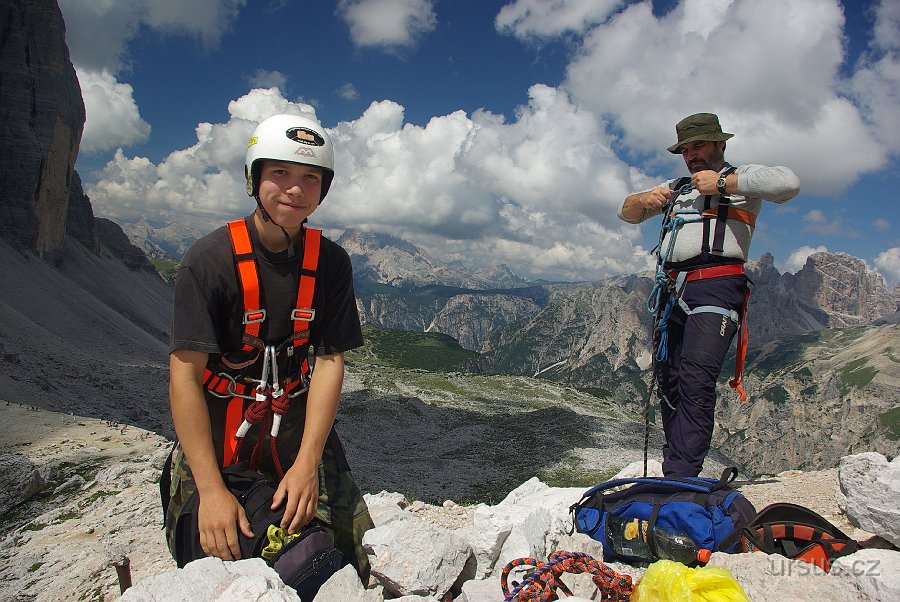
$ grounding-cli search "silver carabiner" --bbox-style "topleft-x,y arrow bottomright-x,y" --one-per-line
269,346 -> 283,398
207,372 -> 256,400
256,346 -> 272,398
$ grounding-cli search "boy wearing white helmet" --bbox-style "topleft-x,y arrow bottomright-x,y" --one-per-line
163,114 -> 372,585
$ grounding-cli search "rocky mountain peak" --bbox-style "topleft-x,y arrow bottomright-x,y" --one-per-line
121,218 -> 201,260
337,227 -> 529,290
338,228 -> 422,257
793,251 -> 900,326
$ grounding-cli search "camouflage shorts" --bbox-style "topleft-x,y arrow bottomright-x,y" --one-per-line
163,428 -> 373,582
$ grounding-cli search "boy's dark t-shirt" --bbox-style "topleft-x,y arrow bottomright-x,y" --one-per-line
171,215 -> 362,357
170,215 -> 362,466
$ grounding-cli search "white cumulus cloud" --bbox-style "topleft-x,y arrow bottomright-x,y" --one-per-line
337,83 -> 360,101
874,247 -> 900,288
781,245 -> 828,274
60,0 -> 247,153
87,89 -> 319,231
247,70 -> 287,91
59,0 -> 247,73
77,68 -> 151,153
88,88 -> 651,281
802,209 -> 858,237
495,0 -> 621,39
337,0 -> 437,49
847,0 -> 900,153
557,0 -> 889,195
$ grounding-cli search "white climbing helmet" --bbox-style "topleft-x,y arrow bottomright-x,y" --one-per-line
244,114 -> 335,203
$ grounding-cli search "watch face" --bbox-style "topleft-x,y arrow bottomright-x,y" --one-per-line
717,177 -> 727,192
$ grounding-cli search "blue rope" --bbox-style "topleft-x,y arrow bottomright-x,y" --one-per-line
647,190 -> 705,361
655,296 -> 675,362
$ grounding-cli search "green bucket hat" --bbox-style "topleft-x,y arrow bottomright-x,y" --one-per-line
667,113 -> 733,154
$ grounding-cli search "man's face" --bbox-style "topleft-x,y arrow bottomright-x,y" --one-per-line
680,140 -> 725,173
257,160 -> 323,229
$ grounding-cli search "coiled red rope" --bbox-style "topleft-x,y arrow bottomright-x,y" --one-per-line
501,551 -> 633,601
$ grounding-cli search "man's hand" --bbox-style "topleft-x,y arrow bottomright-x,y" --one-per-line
640,186 -> 672,211
620,186 -> 672,222
691,170 -> 722,195
198,485 -> 254,561
272,457 -> 319,534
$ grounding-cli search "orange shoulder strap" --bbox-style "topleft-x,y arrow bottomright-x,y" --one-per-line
226,219 -> 264,353
290,227 -> 321,348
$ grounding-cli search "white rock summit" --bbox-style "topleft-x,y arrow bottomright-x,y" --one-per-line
99,458 -> 900,601
1,404 -> 898,602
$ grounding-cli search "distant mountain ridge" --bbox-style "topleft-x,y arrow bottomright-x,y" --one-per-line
338,228 -> 531,290
341,232 -> 900,474
121,217 -> 202,260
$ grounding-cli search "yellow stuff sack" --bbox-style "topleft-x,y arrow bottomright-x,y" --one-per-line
632,560 -> 749,602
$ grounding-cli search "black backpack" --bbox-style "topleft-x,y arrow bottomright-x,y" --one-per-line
171,464 -> 343,601
720,502 -> 862,573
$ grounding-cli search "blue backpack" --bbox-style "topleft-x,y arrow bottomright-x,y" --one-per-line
570,467 -> 756,564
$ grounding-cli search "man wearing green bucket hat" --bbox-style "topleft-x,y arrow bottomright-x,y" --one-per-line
619,112 -> 800,477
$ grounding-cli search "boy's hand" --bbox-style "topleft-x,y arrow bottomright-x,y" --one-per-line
271,457 -> 319,534
198,485 -> 254,561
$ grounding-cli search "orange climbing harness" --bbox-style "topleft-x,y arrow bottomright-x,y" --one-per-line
203,218 -> 322,477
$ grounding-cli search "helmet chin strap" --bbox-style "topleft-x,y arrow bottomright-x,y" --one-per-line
255,196 -> 295,259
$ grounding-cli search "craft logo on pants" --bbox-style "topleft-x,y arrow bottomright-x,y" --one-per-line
720,315 -> 728,336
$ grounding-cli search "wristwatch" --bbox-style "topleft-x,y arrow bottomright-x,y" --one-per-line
716,175 -> 727,195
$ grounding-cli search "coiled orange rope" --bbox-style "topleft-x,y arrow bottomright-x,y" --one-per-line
501,550 -> 634,601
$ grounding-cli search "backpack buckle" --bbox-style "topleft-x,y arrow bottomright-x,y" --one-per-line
243,309 -> 267,324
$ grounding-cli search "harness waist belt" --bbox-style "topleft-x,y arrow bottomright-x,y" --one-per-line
667,263 -> 745,283
700,207 -> 757,227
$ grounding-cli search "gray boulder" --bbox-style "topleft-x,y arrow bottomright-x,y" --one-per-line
839,452 -> 900,546
832,549 -> 900,601
312,565 -> 384,602
710,551 -> 866,600
363,515 -> 472,598
0,452 -> 45,514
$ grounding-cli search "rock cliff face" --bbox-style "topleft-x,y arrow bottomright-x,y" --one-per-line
0,0 -> 162,276
0,0 -> 86,259
792,252 -> 900,326
0,0 -> 173,433
713,323 -> 900,475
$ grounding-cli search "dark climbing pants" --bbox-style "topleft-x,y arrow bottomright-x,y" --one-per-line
656,275 -> 747,477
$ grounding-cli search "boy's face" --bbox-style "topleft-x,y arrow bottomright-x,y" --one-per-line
257,160 -> 323,229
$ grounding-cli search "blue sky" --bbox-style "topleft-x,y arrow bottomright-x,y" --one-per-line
61,0 -> 900,286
